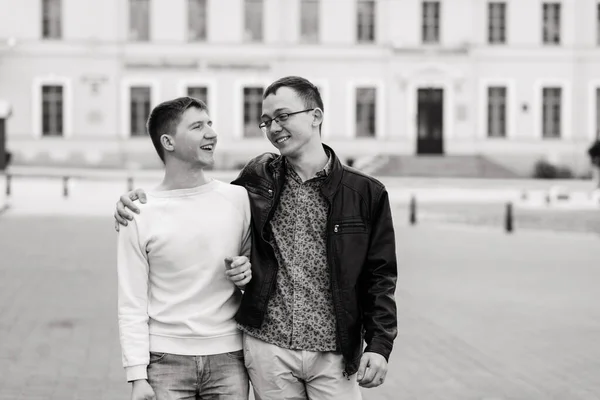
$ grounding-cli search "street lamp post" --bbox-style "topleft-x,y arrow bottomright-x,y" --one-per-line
0,100 -> 12,171
588,140 -> 600,189
0,100 -> 12,212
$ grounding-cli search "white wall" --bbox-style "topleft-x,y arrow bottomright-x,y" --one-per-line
0,0 -> 598,172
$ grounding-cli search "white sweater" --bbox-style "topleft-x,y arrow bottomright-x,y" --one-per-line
117,180 -> 251,382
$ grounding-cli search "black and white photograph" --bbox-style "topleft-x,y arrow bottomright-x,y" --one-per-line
0,0 -> 599,399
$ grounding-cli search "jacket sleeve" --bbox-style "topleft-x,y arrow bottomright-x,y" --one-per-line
239,189 -> 252,259
359,187 -> 398,361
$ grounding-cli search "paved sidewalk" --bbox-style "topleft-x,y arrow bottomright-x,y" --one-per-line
0,217 -> 599,399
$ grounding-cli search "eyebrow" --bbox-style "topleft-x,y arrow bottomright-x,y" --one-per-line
187,119 -> 211,128
261,108 -> 289,119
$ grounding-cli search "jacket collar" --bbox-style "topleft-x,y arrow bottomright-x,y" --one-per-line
267,143 -> 343,199
319,144 -> 344,199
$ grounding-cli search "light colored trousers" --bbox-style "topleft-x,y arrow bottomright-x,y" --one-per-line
243,333 -> 362,400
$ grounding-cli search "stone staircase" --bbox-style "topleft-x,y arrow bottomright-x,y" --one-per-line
368,155 -> 521,178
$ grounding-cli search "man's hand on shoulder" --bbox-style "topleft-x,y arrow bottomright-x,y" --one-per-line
130,379 -> 155,400
357,352 -> 388,388
114,188 -> 147,232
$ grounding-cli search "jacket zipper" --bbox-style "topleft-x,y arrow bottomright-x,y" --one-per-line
333,222 -> 364,233
247,183 -> 273,199
327,201 -> 351,378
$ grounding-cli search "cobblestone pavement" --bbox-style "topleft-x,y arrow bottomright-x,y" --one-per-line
0,216 -> 599,399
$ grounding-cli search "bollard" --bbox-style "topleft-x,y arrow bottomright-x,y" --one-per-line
127,177 -> 134,192
505,202 -> 513,233
5,173 -> 10,197
409,195 -> 417,225
63,176 -> 69,198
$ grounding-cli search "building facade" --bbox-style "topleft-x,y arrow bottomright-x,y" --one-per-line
0,0 -> 599,174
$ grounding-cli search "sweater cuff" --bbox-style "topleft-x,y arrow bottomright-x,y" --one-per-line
126,365 -> 148,382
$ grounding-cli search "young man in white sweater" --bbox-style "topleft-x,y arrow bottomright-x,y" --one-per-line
117,97 -> 253,400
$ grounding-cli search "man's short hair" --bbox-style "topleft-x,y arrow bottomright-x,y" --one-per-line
146,97 -> 208,163
264,76 -> 324,111
264,76 -> 324,132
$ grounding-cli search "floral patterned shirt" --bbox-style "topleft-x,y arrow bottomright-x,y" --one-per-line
240,153 -> 338,351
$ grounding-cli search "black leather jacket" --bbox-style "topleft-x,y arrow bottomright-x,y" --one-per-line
231,145 -> 398,376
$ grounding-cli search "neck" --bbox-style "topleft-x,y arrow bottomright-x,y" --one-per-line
286,142 -> 328,182
158,158 -> 210,190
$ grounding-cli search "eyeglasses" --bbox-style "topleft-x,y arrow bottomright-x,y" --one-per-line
259,109 -> 315,130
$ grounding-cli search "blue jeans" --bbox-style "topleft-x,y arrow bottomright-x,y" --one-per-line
147,351 -> 249,400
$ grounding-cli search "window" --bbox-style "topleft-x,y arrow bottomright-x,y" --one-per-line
129,0 -> 150,41
596,88 -> 600,138
244,87 -> 264,138
542,87 -> 561,138
300,0 -> 319,43
244,0 -> 263,42
42,85 -> 63,136
187,86 -> 208,106
130,87 -> 151,136
487,87 -> 507,137
42,0 -> 61,39
542,3 -> 561,45
597,3 -> 600,46
188,0 -> 207,41
488,2 -> 506,44
356,0 -> 375,43
422,1 -> 440,44
356,88 -> 376,137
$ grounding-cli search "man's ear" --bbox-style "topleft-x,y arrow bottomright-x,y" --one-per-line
312,108 -> 324,127
161,134 -> 175,153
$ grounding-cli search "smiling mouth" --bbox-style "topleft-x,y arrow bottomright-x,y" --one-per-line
275,137 -> 290,144
200,144 -> 215,151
